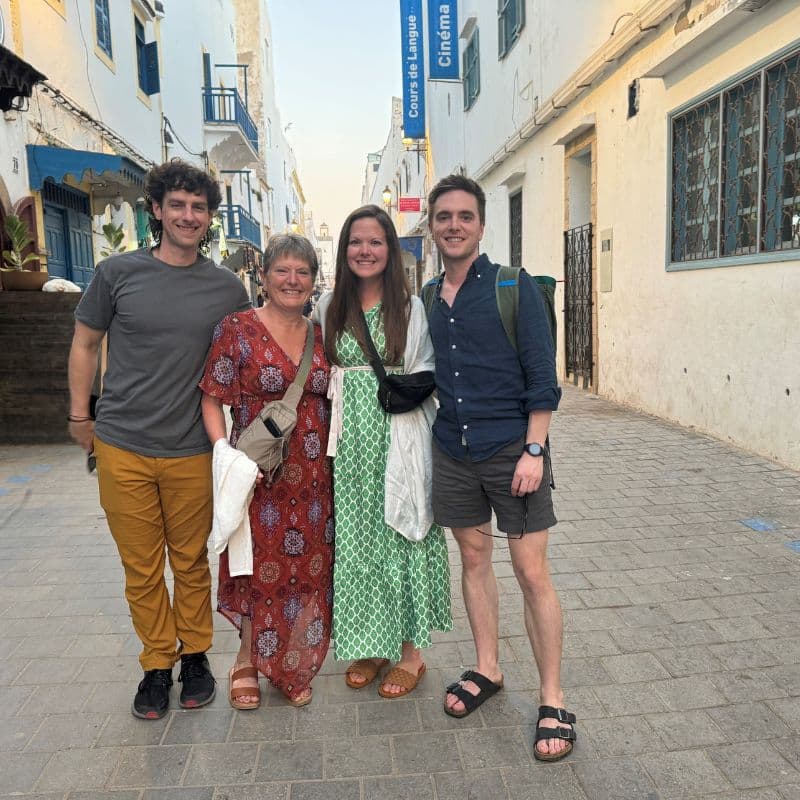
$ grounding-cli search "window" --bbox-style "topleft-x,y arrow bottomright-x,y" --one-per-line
134,17 -> 160,95
498,0 -> 524,59
670,46 -> 800,265
463,29 -> 480,110
510,190 -> 522,267
95,0 -> 112,58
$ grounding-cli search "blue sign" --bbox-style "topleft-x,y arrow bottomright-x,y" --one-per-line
400,236 -> 424,261
400,0 -> 426,139
428,1 -> 459,80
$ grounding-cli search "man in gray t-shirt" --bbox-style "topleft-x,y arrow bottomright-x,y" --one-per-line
68,160 -> 250,720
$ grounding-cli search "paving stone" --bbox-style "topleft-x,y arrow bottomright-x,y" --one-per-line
708,701 -> 792,742
36,748 -> 121,792
288,780 -> 359,800
774,737 -> 800,771
503,764 -> 587,799
608,627 -> 673,653
708,669 -> 788,704
0,752 -> 51,794
646,709 -> 729,750
164,708 -> 234,745
68,791 -> 142,800
708,742 -> 800,789
653,646 -> 725,677
600,653 -> 670,683
324,734 -> 392,779
769,698 -> 800,733
357,698 -> 419,736
111,744 -> 191,788
26,712 -> 106,752
573,756 -> 659,800
653,677 -> 729,710
639,749 -> 732,796
457,727 -> 531,769
563,630 -> 621,658
294,703 -> 357,740
561,657 -> 615,687
433,769 -> 510,800
709,641 -> 783,670
142,790 -> 214,800
417,695 -> 484,732
391,730 -> 461,774
594,683 -> 669,718
581,714 -> 662,756
362,775 -> 434,800
213,785 -> 288,800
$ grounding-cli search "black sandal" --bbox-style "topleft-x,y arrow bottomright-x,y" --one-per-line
533,705 -> 576,762
443,669 -> 504,718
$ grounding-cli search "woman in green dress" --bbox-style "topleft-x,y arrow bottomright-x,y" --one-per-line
315,205 -> 452,697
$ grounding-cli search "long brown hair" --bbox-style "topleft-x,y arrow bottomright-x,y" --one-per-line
324,205 -> 411,366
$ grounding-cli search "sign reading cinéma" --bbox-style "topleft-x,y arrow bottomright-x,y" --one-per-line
400,0 -> 426,140
428,1 -> 459,80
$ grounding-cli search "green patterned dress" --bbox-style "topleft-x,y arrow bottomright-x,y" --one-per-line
332,304 -> 452,661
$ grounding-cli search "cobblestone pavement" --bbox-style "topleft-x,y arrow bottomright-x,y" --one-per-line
1,385 -> 799,799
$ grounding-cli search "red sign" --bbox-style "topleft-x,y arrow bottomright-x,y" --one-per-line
398,196 -> 421,212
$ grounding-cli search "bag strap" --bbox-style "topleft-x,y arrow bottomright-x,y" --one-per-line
421,275 -> 441,320
281,318 -> 316,409
358,310 -> 389,383
495,265 -> 521,353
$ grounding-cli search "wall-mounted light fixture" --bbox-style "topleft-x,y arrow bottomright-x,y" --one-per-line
382,185 -> 394,211
290,218 -> 300,234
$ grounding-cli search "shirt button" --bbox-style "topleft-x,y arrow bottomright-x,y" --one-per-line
451,344 -> 456,350
462,424 -> 468,430
457,398 -> 463,403
449,318 -> 455,323
454,371 -> 459,377
477,274 -> 481,278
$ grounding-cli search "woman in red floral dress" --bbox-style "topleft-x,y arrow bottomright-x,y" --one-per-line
200,234 -> 333,708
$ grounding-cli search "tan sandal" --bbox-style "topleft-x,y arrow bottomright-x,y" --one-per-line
377,663 -> 426,699
286,687 -> 313,707
345,658 -> 389,689
228,664 -> 260,710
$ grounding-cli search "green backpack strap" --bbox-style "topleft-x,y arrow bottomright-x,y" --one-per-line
420,275 -> 441,320
495,265 -> 521,352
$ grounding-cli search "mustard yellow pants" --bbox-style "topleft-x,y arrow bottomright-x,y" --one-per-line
94,437 -> 214,670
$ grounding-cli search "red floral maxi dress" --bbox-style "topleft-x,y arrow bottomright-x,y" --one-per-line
200,309 -> 334,700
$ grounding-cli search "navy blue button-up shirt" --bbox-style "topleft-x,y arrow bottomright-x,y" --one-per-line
429,254 -> 561,462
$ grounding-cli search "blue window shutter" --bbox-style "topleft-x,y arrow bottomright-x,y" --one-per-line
144,41 -> 160,95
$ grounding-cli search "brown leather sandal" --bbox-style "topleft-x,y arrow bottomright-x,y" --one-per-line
377,663 -> 427,698
345,658 -> 389,689
228,664 -> 260,710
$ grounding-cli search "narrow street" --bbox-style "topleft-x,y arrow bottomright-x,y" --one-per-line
1,384 -> 798,799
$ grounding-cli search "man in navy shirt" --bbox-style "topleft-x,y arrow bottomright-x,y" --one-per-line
427,174 -> 574,762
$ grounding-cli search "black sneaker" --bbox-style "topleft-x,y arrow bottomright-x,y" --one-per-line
178,652 -> 216,708
132,668 -> 173,720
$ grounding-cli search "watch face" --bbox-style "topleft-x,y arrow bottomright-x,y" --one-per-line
526,443 -> 544,456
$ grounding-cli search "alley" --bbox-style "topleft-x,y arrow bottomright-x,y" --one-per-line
1,385 -> 799,799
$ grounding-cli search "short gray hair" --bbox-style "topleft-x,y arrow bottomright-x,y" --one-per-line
261,233 -> 319,280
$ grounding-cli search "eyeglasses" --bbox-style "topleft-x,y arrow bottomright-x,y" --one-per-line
87,451 -> 96,474
477,495 -> 528,540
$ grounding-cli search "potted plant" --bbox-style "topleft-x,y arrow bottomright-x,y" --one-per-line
1,214 -> 48,291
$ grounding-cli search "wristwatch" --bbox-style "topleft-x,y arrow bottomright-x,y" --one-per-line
523,442 -> 547,457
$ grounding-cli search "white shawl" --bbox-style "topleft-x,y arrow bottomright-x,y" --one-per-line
315,292 -> 436,541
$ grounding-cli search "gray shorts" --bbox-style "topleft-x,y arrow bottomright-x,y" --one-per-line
432,436 -> 557,537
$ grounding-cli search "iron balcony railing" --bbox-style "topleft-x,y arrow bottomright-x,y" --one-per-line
218,204 -> 261,249
202,88 -> 259,155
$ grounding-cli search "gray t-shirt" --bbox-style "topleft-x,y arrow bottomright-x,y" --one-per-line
75,248 -> 250,457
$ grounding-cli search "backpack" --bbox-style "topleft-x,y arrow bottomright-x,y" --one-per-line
421,266 -> 557,352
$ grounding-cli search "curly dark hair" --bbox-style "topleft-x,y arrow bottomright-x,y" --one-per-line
324,205 -> 410,367
428,173 -> 486,225
144,159 -> 222,248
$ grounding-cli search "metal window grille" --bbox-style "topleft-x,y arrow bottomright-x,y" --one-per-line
671,46 -> 800,263
95,0 -> 112,59
498,0 -> 525,59
463,29 -> 480,110
509,190 -> 522,267
135,19 -> 147,93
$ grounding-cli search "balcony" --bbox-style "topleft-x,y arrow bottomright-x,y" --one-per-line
219,204 -> 261,249
202,88 -> 259,169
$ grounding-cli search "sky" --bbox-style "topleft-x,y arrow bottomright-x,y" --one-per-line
268,1 -> 403,242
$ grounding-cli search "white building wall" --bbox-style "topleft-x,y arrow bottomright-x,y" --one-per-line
447,0 -> 800,468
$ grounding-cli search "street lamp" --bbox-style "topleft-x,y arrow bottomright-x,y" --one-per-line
290,218 -> 300,234
319,222 -> 329,239
382,185 -> 394,211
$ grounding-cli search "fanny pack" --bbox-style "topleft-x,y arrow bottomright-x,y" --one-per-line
359,309 -> 435,415
235,319 -> 315,484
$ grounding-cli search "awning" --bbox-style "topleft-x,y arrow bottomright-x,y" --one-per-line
26,144 -> 147,213
0,44 -> 46,112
